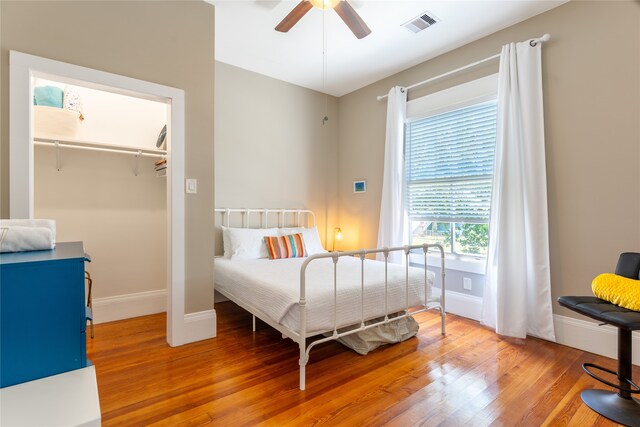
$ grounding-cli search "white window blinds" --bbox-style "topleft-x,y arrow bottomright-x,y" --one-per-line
405,100 -> 498,223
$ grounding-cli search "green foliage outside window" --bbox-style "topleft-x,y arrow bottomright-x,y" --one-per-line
410,221 -> 489,256
455,223 -> 489,255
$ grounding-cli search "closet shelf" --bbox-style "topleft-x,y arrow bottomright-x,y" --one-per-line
34,137 -> 167,159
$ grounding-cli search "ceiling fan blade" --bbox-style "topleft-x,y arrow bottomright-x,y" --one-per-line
334,0 -> 371,39
275,1 -> 313,33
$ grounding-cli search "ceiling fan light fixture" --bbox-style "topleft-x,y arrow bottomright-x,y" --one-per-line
309,0 -> 341,10
275,0 -> 370,39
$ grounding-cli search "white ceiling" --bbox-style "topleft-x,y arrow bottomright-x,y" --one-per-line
210,0 -> 566,97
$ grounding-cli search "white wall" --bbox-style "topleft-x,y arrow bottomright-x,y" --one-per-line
34,77 -> 167,149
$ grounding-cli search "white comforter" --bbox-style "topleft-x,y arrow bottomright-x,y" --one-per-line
215,256 -> 433,335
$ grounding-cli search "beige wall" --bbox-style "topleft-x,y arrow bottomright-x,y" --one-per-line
337,1 -> 640,317
215,62 -> 339,249
0,1 -> 215,313
35,148 -> 166,299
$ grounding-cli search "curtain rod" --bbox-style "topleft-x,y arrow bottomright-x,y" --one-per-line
376,33 -> 551,101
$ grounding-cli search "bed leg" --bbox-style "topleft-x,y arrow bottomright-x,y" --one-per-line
252,315 -> 256,332
299,344 -> 308,391
441,310 -> 446,335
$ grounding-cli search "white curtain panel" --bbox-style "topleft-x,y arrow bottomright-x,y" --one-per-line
481,41 -> 556,341
377,86 -> 407,263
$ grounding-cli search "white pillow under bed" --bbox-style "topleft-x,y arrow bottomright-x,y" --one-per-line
278,226 -> 326,255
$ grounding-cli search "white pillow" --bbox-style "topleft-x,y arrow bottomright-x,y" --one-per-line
221,226 -> 231,258
228,227 -> 278,260
278,226 -> 326,255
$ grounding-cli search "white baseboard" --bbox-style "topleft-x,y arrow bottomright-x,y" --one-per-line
554,314 -> 640,366
431,287 -> 483,321
92,289 -> 166,324
181,310 -> 217,344
92,289 -> 216,344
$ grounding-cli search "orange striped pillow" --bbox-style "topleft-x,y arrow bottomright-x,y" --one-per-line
264,233 -> 306,259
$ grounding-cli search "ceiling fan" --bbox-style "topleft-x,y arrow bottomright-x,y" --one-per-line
275,0 -> 371,39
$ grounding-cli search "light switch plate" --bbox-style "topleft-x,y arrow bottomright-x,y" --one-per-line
186,179 -> 197,194
463,277 -> 472,291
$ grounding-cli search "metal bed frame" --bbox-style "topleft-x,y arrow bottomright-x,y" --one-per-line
214,208 -> 446,390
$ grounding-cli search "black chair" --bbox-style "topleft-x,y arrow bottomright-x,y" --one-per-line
558,252 -> 640,427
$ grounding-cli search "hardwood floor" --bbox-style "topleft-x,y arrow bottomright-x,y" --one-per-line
87,302 -> 637,426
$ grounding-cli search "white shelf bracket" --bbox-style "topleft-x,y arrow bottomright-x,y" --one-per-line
55,140 -> 61,171
133,150 -> 142,176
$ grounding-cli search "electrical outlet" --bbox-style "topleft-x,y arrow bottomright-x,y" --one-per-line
463,277 -> 472,291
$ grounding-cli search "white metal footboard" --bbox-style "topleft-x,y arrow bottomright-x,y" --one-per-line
297,244 -> 445,390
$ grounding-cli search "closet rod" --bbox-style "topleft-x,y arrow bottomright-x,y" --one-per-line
34,140 -> 166,159
376,33 -> 551,101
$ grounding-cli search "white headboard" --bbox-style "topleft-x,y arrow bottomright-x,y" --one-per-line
214,208 -> 315,228
213,208 -> 316,256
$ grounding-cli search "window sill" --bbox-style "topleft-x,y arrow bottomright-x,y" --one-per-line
410,252 -> 486,275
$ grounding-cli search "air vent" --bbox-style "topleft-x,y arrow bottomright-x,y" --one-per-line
402,11 -> 440,34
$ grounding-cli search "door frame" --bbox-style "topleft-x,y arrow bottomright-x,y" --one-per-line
9,51 -> 188,346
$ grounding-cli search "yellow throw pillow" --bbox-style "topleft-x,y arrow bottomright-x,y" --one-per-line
592,273 -> 640,311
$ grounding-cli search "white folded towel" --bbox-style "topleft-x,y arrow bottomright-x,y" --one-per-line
0,219 -> 56,243
0,226 -> 54,253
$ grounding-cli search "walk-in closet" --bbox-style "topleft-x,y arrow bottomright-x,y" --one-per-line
32,77 -> 169,325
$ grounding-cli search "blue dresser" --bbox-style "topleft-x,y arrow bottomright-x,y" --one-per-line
0,241 -> 87,388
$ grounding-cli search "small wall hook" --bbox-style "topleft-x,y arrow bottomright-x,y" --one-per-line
133,150 -> 142,176
55,140 -> 61,171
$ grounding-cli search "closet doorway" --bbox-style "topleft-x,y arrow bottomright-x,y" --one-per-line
9,51 -> 189,347
33,76 -> 168,326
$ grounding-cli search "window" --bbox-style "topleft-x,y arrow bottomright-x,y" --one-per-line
405,76 -> 498,257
